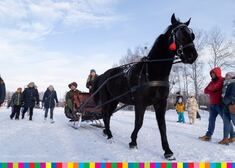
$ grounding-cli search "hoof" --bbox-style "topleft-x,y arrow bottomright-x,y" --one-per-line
103,129 -> 107,135
107,138 -> 114,144
164,154 -> 176,161
129,142 -> 137,149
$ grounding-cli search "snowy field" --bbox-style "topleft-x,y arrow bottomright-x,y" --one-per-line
0,107 -> 235,162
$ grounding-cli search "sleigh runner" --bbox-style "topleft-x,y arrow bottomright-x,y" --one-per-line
64,92 -> 103,128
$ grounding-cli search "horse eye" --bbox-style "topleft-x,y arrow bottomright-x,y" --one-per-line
188,28 -> 193,34
191,33 -> 195,40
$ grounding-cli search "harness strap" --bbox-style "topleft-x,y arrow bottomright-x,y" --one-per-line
145,81 -> 170,88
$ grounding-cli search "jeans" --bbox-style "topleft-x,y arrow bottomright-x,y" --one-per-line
10,105 -> 21,119
44,108 -> 54,119
206,104 -> 224,137
223,107 -> 235,138
22,106 -> 34,120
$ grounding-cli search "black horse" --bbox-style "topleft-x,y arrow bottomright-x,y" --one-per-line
93,14 -> 198,160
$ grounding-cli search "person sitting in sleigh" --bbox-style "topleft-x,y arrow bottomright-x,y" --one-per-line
65,82 -> 82,113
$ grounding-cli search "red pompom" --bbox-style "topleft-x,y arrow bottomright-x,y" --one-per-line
169,42 -> 176,51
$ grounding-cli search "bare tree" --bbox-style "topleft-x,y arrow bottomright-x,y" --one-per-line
207,27 -> 234,70
171,64 -> 183,92
189,29 -> 207,102
182,64 -> 191,97
118,46 -> 149,66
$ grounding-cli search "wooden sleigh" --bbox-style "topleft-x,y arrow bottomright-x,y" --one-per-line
64,92 -> 103,129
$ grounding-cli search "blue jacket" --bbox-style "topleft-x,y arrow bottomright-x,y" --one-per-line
42,89 -> 58,108
223,79 -> 235,106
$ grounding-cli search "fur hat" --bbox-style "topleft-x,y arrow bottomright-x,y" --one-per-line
225,72 -> 235,79
68,82 -> 77,88
28,82 -> 35,88
17,88 -> 22,92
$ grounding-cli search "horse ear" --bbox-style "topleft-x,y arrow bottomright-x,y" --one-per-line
184,18 -> 191,26
171,13 -> 177,25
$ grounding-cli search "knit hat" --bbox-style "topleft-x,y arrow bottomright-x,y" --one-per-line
68,82 -> 77,88
90,69 -> 96,73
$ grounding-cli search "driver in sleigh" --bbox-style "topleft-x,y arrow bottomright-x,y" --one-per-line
65,82 -> 82,113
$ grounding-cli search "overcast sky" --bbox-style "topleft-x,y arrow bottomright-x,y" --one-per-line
0,0 -> 234,99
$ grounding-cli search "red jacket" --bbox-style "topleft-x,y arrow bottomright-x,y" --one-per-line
204,67 -> 224,105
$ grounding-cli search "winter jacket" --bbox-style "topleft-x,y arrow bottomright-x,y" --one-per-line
204,67 -> 224,105
176,103 -> 185,112
65,89 -> 82,110
9,92 -> 23,107
0,77 -> 5,105
22,87 -> 39,108
222,79 -> 235,106
187,97 -> 199,118
42,89 -> 58,109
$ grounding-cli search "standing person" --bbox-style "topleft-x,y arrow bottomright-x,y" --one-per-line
199,67 -> 234,141
174,91 -> 184,106
22,82 -> 39,120
86,69 -> 98,93
186,95 -> 199,124
218,72 -> 235,144
196,110 -> 201,120
0,76 -> 6,106
9,88 -> 23,120
176,98 -> 186,123
42,85 -> 59,123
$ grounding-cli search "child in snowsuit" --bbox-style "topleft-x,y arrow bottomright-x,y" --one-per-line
176,98 -> 186,123
187,95 -> 199,124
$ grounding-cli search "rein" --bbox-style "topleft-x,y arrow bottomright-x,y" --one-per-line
77,57 -> 177,114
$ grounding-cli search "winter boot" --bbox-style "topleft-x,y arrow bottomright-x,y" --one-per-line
50,119 -> 55,124
228,137 -> 235,143
199,135 -> 211,141
218,138 -> 230,145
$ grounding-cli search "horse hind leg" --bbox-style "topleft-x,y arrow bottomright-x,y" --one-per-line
102,101 -> 118,139
129,104 -> 146,149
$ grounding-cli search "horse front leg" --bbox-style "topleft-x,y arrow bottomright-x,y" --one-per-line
102,109 -> 113,139
154,99 -> 174,160
129,104 -> 146,148
102,102 -> 118,139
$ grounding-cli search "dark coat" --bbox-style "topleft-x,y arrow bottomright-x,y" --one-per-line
42,89 -> 58,108
22,87 -> 39,108
223,79 -> 235,106
86,74 -> 98,91
0,77 -> 6,105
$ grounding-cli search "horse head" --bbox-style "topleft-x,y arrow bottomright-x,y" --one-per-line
168,14 -> 198,64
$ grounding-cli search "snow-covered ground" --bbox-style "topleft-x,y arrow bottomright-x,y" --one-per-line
0,107 -> 234,162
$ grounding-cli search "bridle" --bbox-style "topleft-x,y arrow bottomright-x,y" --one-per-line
170,24 -> 195,59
